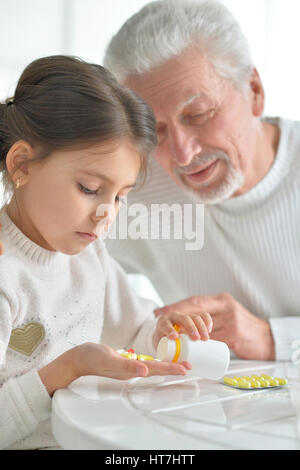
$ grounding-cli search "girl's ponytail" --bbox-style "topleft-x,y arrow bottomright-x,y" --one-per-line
0,102 -> 9,162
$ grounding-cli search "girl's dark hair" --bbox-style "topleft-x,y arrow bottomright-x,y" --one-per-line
0,55 -> 157,200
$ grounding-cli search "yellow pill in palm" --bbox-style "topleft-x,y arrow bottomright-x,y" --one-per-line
120,352 -> 134,359
137,354 -> 154,361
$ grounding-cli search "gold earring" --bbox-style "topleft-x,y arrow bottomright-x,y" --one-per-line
15,178 -> 21,189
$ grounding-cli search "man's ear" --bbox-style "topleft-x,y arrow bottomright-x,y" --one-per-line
249,68 -> 265,117
5,140 -> 34,187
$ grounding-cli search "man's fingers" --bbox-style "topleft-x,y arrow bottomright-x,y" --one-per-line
209,308 -> 237,330
206,311 -> 225,330
155,297 -> 199,316
155,296 -> 222,316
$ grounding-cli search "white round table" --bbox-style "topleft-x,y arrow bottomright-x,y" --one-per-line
52,360 -> 300,450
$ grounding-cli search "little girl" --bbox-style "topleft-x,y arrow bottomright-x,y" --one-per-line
0,56 -> 212,449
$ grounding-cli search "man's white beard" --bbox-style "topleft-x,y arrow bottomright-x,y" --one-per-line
174,150 -> 245,205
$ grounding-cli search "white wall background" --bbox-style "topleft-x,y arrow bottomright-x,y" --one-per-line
1,0 -> 299,302
1,0 -> 300,119
0,0 -> 153,100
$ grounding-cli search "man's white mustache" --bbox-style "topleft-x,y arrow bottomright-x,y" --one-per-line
175,150 -> 229,176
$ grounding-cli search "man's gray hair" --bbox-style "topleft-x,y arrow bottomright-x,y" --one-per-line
104,0 -> 254,91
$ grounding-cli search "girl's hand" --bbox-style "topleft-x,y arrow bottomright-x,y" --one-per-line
73,343 -> 191,379
38,342 -> 191,397
153,311 -> 213,349
0,224 -> 3,255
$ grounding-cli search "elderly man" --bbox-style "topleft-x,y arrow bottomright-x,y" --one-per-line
104,0 -> 300,362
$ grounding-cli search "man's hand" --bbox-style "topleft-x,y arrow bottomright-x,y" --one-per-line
155,293 -> 275,360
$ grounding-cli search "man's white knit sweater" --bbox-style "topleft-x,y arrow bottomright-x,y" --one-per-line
0,210 -> 157,449
107,117 -> 300,362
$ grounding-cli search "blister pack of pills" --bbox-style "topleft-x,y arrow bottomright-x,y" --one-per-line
223,374 -> 288,390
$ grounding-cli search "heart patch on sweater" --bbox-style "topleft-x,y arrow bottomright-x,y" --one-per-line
8,322 -> 45,356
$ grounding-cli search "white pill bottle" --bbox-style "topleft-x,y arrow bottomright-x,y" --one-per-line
157,335 -> 230,380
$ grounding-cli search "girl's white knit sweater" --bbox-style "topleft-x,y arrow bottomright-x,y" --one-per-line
0,210 -> 157,449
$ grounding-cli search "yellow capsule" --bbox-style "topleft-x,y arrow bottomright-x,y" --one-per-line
259,379 -> 270,387
236,377 -> 248,383
269,379 -> 280,387
238,381 -> 252,389
137,354 -> 154,361
275,377 -> 288,385
260,374 -> 273,380
120,352 -> 134,359
250,379 -> 261,388
241,376 -> 251,380
224,377 -> 238,386
251,375 -> 261,380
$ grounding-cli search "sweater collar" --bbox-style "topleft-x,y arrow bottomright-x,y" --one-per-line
0,209 -> 69,277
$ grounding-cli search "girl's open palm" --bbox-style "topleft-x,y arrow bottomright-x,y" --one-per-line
39,342 -> 191,396
72,343 -> 191,380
